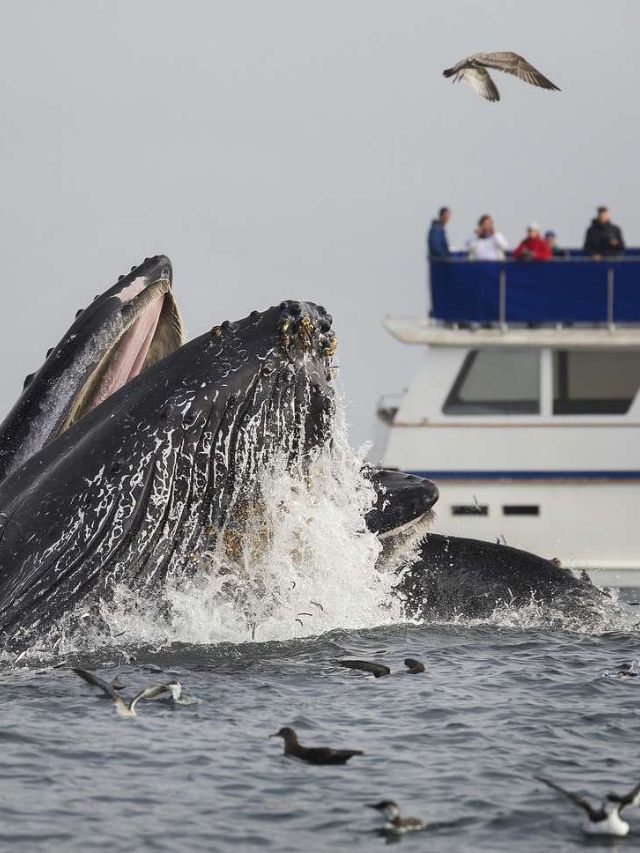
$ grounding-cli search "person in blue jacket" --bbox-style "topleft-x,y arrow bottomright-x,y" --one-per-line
427,207 -> 451,258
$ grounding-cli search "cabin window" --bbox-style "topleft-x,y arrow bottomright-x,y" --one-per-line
553,350 -> 640,415
502,505 -> 539,516
451,504 -> 488,516
443,350 -> 540,415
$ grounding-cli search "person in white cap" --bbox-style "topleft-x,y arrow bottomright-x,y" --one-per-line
513,222 -> 552,260
465,214 -> 509,260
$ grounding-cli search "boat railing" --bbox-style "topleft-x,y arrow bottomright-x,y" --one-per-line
429,252 -> 640,326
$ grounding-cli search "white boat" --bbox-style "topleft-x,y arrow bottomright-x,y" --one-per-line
372,253 -> 640,585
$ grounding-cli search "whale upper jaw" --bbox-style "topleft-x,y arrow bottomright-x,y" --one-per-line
0,255 -> 183,483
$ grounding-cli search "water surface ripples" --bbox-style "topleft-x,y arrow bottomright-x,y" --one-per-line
2,593 -> 640,852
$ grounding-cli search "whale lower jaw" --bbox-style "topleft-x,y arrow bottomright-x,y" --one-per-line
377,510 -> 435,566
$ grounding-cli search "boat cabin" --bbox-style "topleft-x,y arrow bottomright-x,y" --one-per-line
375,254 -> 640,580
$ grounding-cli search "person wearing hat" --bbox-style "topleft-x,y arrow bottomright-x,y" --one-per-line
544,230 -> 564,258
513,222 -> 552,261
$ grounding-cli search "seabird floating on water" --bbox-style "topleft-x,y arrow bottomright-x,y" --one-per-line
338,659 -> 391,678
337,658 -> 426,677
443,52 -> 560,102
73,669 -> 174,718
270,726 -> 363,765
535,775 -> 640,837
367,800 -> 424,834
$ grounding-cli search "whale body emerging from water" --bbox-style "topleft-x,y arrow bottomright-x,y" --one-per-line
396,534 -> 608,621
0,273 -> 337,647
363,471 -> 607,619
0,256 -> 606,648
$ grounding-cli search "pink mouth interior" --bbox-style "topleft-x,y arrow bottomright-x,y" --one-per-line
87,293 -> 165,411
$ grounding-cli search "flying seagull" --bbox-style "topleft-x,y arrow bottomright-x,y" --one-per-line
443,52 -> 560,102
535,775 -> 640,837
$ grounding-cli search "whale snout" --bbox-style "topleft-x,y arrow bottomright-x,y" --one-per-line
276,301 -> 337,360
365,469 -> 439,539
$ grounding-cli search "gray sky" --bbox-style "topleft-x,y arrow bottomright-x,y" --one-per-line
1,0 -> 639,444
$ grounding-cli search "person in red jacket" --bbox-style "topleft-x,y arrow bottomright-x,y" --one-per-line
513,222 -> 552,261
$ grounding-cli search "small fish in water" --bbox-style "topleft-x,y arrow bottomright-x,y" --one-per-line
270,726 -> 363,765
535,775 -> 640,837
367,800 -> 424,834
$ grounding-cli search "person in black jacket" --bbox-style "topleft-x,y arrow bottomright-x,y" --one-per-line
583,206 -> 625,259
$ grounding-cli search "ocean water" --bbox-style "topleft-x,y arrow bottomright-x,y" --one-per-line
2,406 -> 639,852
2,594 -> 640,853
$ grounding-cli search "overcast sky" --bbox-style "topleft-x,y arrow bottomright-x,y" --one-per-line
1,0 -> 638,444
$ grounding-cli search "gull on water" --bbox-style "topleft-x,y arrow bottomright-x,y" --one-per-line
72,668 -> 187,719
270,726 -> 364,765
535,775 -> 640,837
443,52 -> 560,102
367,800 -> 424,834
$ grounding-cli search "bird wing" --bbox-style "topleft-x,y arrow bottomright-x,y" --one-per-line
338,659 -> 391,678
610,782 -> 640,812
535,776 -> 602,821
458,67 -> 500,102
475,52 -> 560,91
72,668 -> 116,699
129,683 -> 170,712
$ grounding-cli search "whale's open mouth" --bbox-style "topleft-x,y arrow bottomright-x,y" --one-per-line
59,279 -> 183,434
377,509 -> 436,563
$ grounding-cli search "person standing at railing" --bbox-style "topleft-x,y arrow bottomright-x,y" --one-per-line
583,206 -> 625,259
427,207 -> 451,258
544,230 -> 565,257
465,214 -> 509,260
513,223 -> 552,260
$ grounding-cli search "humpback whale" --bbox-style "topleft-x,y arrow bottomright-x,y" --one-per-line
0,295 -> 336,647
0,255 -> 608,649
395,533 -> 607,621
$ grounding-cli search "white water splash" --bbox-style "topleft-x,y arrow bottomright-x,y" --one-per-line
62,397 -> 407,652
428,586 -> 640,634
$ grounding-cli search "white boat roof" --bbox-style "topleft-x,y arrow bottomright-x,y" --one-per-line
383,316 -> 640,349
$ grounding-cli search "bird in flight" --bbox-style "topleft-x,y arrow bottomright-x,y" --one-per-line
443,52 -> 560,102
535,775 -> 640,837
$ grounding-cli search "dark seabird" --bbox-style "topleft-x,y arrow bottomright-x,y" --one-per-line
337,658 -> 426,677
535,775 -> 640,837
443,52 -> 560,102
338,659 -> 391,678
72,668 -> 182,719
367,800 -> 424,834
270,726 -> 363,765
